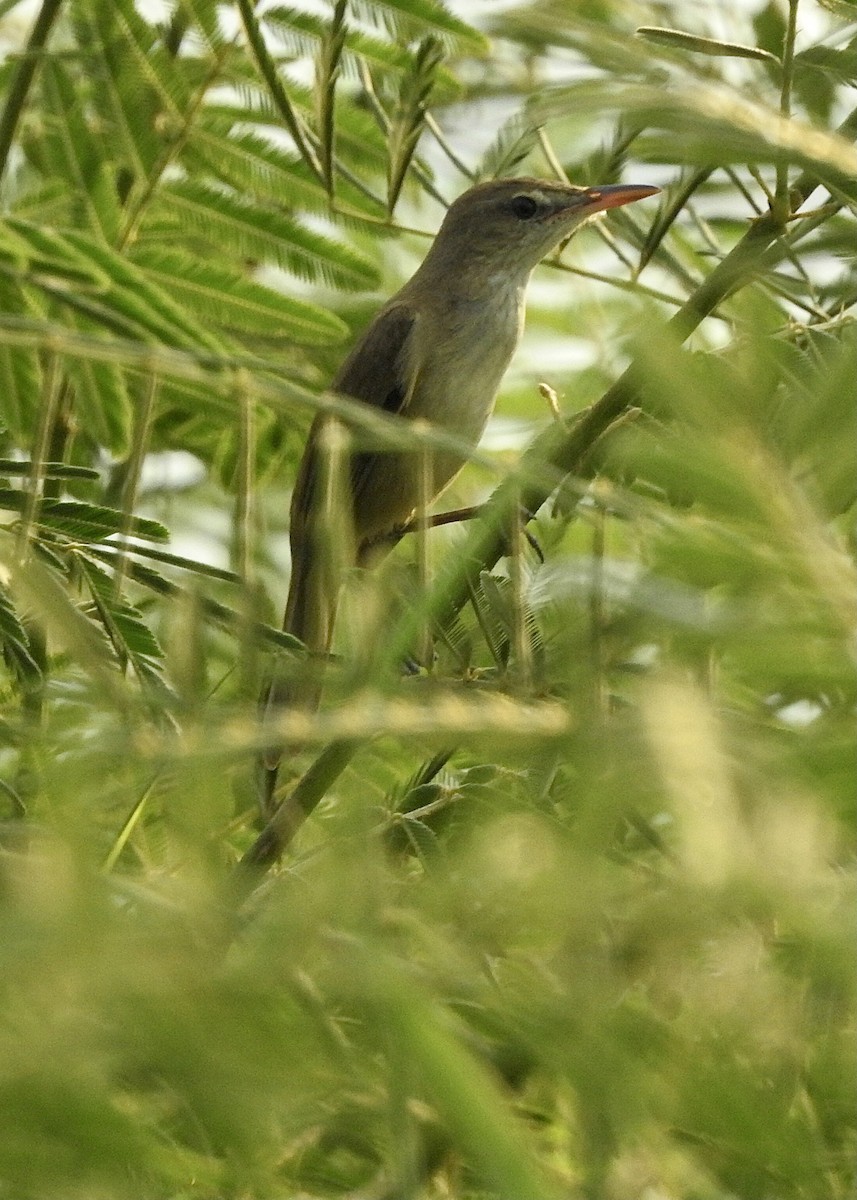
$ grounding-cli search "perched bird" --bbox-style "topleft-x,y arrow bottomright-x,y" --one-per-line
263,176 -> 658,804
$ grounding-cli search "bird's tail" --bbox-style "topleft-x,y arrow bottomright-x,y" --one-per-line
259,531 -> 343,812
260,417 -> 354,813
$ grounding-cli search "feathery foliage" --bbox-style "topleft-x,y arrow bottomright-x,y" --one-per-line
0,0 -> 854,1197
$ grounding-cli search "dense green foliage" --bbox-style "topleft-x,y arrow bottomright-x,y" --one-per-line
0,0 -> 855,1196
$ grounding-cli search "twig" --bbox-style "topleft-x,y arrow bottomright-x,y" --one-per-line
0,0 -> 64,188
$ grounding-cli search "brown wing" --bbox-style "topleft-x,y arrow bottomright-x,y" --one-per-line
333,301 -> 416,411
263,304 -> 418,796
333,303 -> 417,522
284,301 -> 417,642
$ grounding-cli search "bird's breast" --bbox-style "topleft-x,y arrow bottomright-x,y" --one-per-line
409,286 -> 525,441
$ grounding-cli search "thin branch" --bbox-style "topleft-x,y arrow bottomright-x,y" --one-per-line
0,0 -> 65,187
776,0 -> 800,209
114,373 -> 158,597
17,352 -> 61,561
315,0 -> 347,198
236,0 -> 325,186
233,378 -> 256,586
424,112 -> 475,181
237,739 -> 360,877
117,41 -> 234,249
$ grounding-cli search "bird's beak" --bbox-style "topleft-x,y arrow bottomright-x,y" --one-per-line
572,184 -> 660,215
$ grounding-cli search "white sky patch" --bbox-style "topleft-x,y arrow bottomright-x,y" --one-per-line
775,699 -> 826,728
139,451 -> 206,494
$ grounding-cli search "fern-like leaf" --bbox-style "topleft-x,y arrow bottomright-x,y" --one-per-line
0,277 -> 42,440
64,318 -> 134,454
60,229 -> 225,352
74,553 -> 167,692
348,0 -> 486,53
387,35 -> 443,213
149,178 -> 378,289
132,246 -> 349,345
0,489 -> 169,543
236,0 -> 325,184
477,114 -> 540,181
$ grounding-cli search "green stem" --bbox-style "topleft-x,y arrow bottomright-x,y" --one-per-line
776,0 -> 800,210
238,739 -> 360,875
117,42 -> 232,249
17,351 -> 61,560
236,0 -> 325,186
114,372 -> 158,597
0,0 -> 64,188
232,379 -> 255,585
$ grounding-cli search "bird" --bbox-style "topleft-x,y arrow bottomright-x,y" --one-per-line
262,176 -> 658,807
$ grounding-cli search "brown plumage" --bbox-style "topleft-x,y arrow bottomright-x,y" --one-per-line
262,177 -> 659,808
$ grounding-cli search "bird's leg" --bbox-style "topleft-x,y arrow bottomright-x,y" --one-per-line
389,503 -> 545,560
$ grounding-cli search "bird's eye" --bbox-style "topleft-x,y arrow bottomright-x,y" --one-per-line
510,195 -> 539,220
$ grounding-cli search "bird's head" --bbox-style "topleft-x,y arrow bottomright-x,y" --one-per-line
424,176 -> 659,283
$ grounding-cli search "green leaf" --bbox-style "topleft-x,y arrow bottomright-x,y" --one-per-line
0,278 -> 42,440
535,79 -> 857,191
477,113 -> 540,180
398,813 -> 441,860
636,26 -> 781,65
266,5 -> 452,79
314,0 -> 348,197
71,5 -> 161,189
795,44 -> 857,86
0,489 -> 169,543
236,0 -> 325,185
89,0 -> 193,123
184,120 -> 386,220
64,318 -> 134,454
778,329 -> 857,517
131,245 -> 349,345
387,35 -> 444,212
1,218 -> 110,288
59,229 -> 226,352
2,219 -> 228,350
150,178 -> 379,290
348,0 -> 487,52
0,460 -> 99,481
77,553 -> 165,684
0,583 -> 41,677
173,0 -> 226,50
94,540 -> 242,584
37,60 -> 122,241
85,545 -> 302,649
